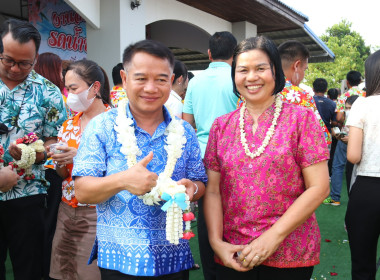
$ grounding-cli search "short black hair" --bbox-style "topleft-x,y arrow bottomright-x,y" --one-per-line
173,60 -> 188,84
0,18 -> 41,53
112,63 -> 124,86
346,94 -> 359,105
364,50 -> 380,97
313,78 -> 328,93
278,40 -> 309,69
232,36 -> 285,98
0,37 -> 3,53
122,39 -> 174,71
209,31 -> 237,60
188,71 -> 194,80
346,70 -> 362,87
327,88 -> 339,100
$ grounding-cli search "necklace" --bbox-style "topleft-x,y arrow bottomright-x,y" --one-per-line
239,95 -> 282,159
114,99 -> 191,244
10,132 -> 44,180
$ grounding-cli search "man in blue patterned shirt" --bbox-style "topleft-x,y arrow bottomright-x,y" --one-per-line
0,19 -> 67,279
73,40 -> 207,279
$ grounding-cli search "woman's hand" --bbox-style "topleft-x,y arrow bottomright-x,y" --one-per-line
0,166 -> 20,192
238,230 -> 282,269
176,178 -> 196,201
8,143 -> 22,160
51,146 -> 77,166
339,135 -> 349,144
212,240 -> 250,272
176,178 -> 204,201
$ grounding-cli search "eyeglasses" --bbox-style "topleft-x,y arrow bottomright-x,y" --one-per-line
0,57 -> 34,70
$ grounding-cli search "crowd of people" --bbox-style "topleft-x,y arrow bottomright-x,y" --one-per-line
0,18 -> 379,280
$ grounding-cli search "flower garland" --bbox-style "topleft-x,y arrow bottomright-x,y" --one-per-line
9,132 -> 44,180
114,99 -> 195,244
239,95 -> 282,159
0,144 -> 4,166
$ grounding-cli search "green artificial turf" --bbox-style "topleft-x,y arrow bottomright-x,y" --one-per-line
188,177 -> 380,280
5,177 -> 380,280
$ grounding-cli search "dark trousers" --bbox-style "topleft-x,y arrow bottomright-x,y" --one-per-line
215,264 -> 313,280
43,169 -> 63,280
345,161 -> 354,195
100,268 -> 189,280
0,194 -> 46,280
328,137 -> 338,176
197,197 -> 216,280
345,176 -> 380,280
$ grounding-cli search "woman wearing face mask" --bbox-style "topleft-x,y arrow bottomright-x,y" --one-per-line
48,59 -> 111,280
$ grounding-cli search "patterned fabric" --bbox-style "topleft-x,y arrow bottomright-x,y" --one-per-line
204,102 -> 329,268
279,79 -> 331,144
346,96 -> 380,177
57,105 -> 110,208
335,86 -> 366,112
0,70 -> 67,201
61,92 -> 75,118
110,86 -> 127,107
72,104 -> 207,276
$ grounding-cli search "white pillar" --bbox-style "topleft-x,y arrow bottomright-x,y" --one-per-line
232,21 -> 257,43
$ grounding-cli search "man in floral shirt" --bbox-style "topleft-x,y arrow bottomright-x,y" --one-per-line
324,70 -> 365,206
0,19 -> 66,279
278,40 -> 331,145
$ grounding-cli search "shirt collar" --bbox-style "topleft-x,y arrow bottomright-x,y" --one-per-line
170,90 -> 182,102
209,61 -> 231,69
125,101 -> 173,127
0,70 -> 43,91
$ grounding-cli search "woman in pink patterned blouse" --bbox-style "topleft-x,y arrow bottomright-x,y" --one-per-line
204,36 -> 330,280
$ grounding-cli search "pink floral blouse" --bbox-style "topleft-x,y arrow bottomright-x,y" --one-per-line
204,102 -> 329,268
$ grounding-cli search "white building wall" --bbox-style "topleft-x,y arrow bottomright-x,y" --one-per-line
65,0 -> 100,28
232,21 -> 257,43
144,0 -> 231,35
86,0 -> 122,80
65,0 -> 257,77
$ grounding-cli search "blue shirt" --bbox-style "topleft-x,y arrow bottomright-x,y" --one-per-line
183,62 -> 238,157
0,70 -> 67,201
313,95 -> 336,132
72,104 -> 207,276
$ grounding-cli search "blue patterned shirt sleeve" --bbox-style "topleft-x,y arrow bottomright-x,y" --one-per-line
179,120 -> 207,183
72,112 -> 108,178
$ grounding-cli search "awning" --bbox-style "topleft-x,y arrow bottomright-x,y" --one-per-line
175,0 -> 335,69
259,24 -> 335,63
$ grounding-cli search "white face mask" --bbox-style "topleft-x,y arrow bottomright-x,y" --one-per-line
66,84 -> 95,112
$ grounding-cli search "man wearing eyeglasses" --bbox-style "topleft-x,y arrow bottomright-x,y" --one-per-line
0,19 -> 67,280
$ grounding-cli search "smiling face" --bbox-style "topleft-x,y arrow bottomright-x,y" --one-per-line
0,33 -> 37,88
121,51 -> 173,118
235,49 -> 275,106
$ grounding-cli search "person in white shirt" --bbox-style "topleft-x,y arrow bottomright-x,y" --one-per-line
345,49 -> 380,280
165,60 -> 188,118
